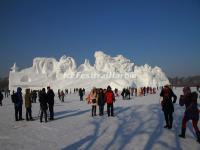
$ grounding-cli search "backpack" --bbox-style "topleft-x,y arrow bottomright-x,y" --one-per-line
11,93 -> 17,103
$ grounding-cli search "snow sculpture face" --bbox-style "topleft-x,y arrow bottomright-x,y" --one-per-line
44,60 -> 54,74
57,56 -> 77,74
33,58 -> 57,74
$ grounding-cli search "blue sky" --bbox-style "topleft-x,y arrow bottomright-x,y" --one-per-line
0,0 -> 200,77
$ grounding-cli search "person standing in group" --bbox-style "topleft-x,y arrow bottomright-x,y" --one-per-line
98,88 -> 105,116
179,87 -> 200,143
39,88 -> 48,123
12,87 -> 24,121
0,90 -> 3,106
47,86 -> 55,120
105,86 -> 115,117
87,87 -> 98,117
160,85 -> 177,129
32,90 -> 37,103
60,90 -> 65,102
24,89 -> 33,121
79,88 -> 84,101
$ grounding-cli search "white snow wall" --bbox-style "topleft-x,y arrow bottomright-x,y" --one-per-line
9,51 -> 169,91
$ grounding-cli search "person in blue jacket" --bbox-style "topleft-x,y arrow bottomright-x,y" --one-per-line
13,87 -> 24,121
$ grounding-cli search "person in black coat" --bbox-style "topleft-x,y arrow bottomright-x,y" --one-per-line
39,88 -> 48,123
79,88 -> 83,101
121,88 -> 126,100
47,86 -> 55,120
160,85 -> 177,129
179,87 -> 200,143
98,88 -> 105,116
0,90 -> 3,106
12,87 -> 24,121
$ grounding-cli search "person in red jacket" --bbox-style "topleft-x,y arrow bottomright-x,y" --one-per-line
104,86 -> 115,117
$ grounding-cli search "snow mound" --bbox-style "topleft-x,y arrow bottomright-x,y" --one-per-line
9,51 -> 169,91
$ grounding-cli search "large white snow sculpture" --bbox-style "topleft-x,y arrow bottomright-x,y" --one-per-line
9,51 -> 169,91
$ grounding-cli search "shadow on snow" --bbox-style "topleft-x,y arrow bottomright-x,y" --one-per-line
62,104 -> 184,150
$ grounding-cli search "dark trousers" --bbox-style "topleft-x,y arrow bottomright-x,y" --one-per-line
49,105 -> 54,120
80,96 -> 83,101
164,111 -> 173,127
99,105 -> 104,116
182,116 -> 200,132
32,97 -> 36,103
15,105 -> 22,121
26,107 -> 32,120
92,105 -> 96,116
40,109 -> 47,122
107,103 -> 114,116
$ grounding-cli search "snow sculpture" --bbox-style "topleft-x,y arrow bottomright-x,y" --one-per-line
9,51 -> 169,91
10,63 -> 19,73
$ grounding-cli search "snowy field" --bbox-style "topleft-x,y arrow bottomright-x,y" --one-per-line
0,88 -> 200,150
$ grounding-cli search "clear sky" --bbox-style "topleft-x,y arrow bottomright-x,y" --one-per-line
0,0 -> 200,78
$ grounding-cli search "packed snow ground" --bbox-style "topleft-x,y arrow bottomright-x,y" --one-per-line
0,88 -> 200,150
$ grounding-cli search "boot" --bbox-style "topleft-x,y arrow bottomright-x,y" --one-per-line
164,124 -> 169,128
179,128 -> 186,138
196,131 -> 200,143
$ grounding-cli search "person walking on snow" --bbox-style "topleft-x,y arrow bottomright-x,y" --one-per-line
160,85 -> 177,129
179,87 -> 200,143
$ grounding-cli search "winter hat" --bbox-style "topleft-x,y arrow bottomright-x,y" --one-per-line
42,88 -> 46,92
17,87 -> 22,93
107,85 -> 111,90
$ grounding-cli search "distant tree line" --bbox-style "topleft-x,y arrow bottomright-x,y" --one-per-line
169,76 -> 200,87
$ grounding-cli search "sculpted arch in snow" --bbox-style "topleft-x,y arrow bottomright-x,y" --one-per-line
9,51 -> 169,91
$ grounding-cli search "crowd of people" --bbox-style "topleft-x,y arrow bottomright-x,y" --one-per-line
86,86 -> 115,117
0,84 -> 200,143
121,87 -> 158,100
11,86 -> 55,123
57,88 -> 86,102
